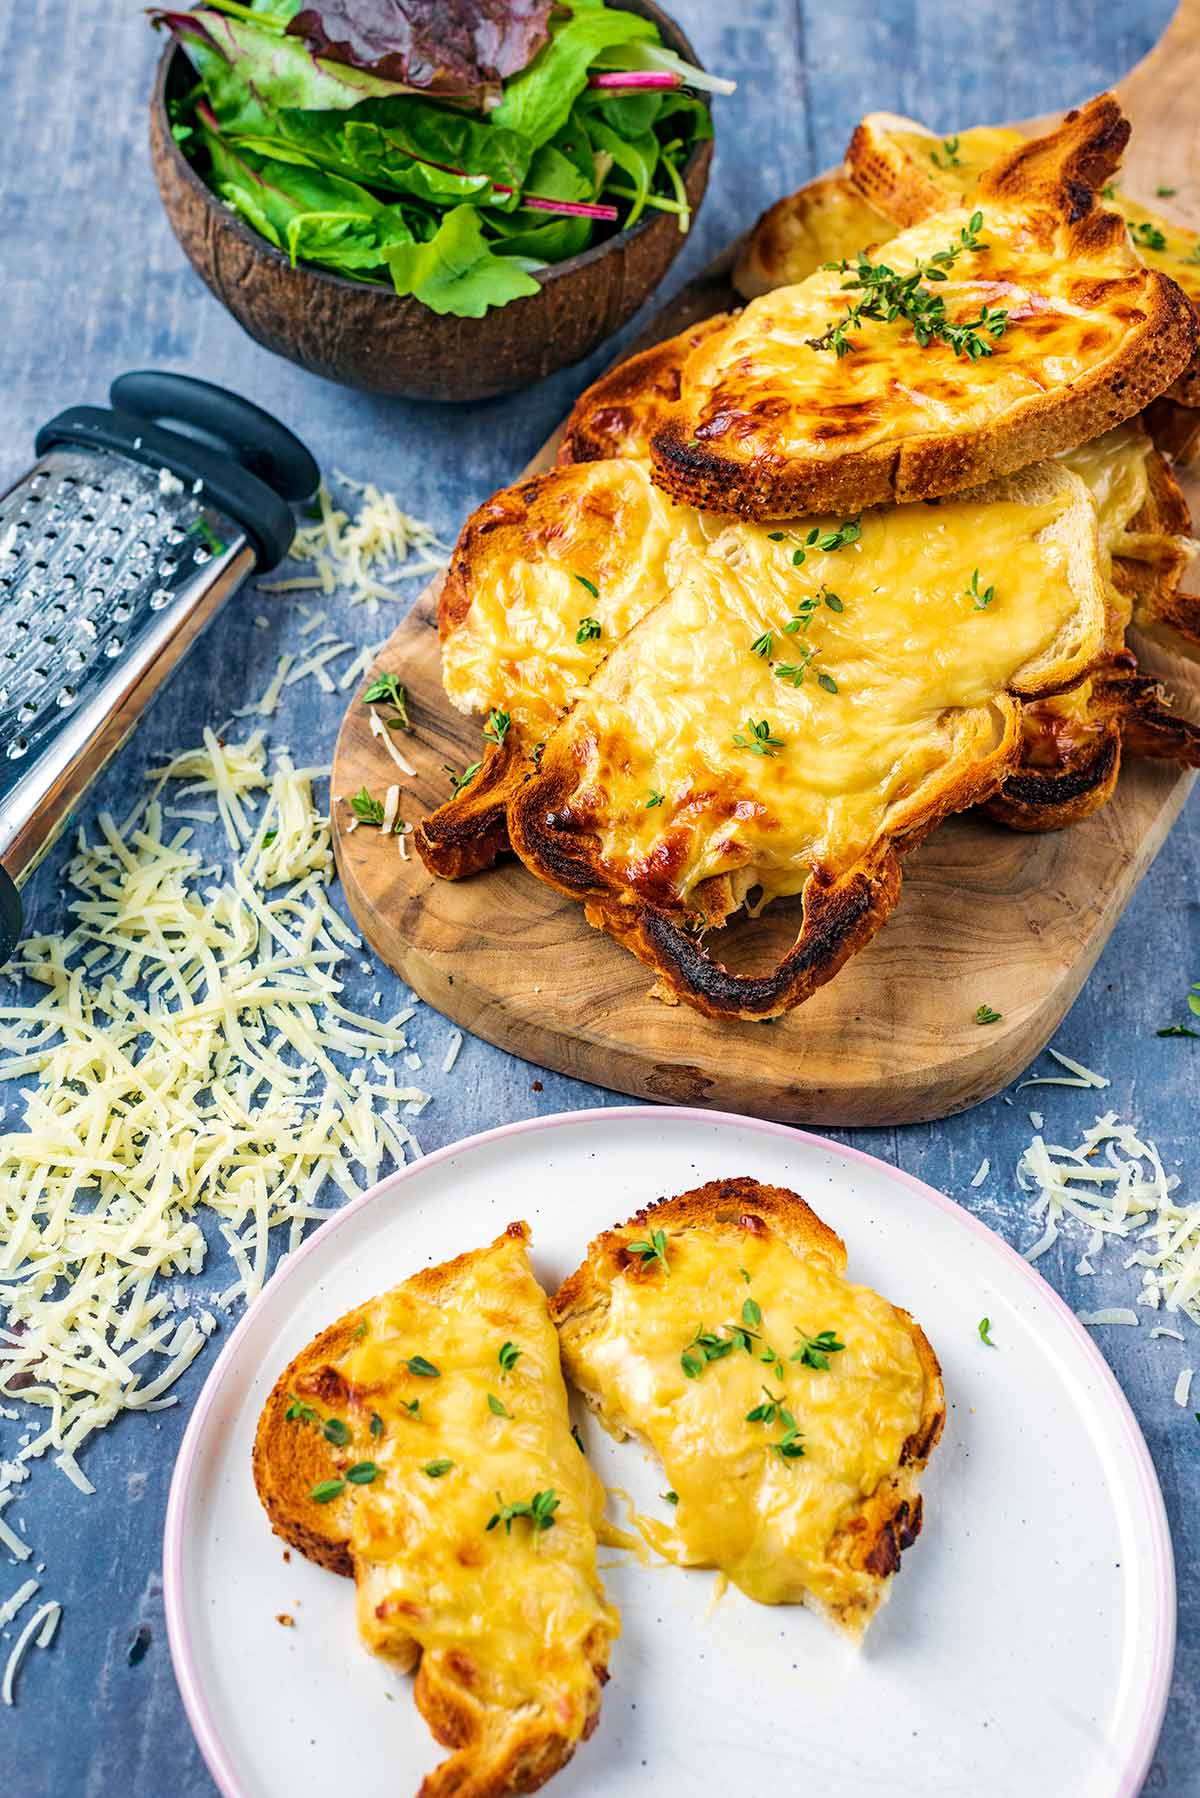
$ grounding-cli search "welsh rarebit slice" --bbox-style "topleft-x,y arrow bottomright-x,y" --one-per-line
253,1222 -> 618,1798
552,1178 -> 944,1639
650,96 -> 1197,520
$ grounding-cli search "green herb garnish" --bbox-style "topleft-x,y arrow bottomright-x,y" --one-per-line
487,1488 -> 559,1536
575,615 -> 602,644
350,787 -> 385,825
188,516 -> 226,556
346,1461 -> 379,1485
310,1478 -> 345,1503
362,673 -> 409,728
487,1394 -> 510,1417
733,718 -> 784,756
646,789 -> 664,808
370,1412 -> 384,1437
1131,219 -> 1167,252
573,574 -> 600,600
751,630 -> 774,658
663,1490 -> 679,1505
626,1227 -> 669,1273
742,1297 -> 762,1328
1157,185 -> 1177,198
423,1459 -> 454,1478
974,1003 -> 1002,1025
979,1317 -> 996,1347
1158,981 -> 1200,1037
810,214 -> 1007,361
929,135 -> 962,169
445,760 -> 483,794
484,708 -> 511,746
791,1328 -> 845,1370
498,1340 -> 522,1374
405,1354 -> 440,1378
968,568 -> 996,610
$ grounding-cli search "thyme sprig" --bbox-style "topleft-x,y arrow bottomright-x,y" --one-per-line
808,212 -> 1008,361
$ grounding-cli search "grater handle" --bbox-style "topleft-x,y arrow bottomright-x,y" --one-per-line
0,868 -> 20,965
109,372 -> 319,503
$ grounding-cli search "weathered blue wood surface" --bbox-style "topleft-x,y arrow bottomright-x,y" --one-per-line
1,2 -> 1197,1792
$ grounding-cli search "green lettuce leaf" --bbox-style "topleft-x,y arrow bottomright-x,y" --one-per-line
491,2 -> 658,148
383,205 -> 541,313
204,130 -> 412,276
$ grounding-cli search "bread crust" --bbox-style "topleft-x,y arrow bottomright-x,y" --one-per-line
649,98 -> 1198,522
557,314 -> 733,467
253,1223 -> 616,1798
551,1177 -> 945,1637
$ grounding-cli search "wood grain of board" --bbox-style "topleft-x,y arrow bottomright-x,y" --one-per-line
332,0 -> 1200,1126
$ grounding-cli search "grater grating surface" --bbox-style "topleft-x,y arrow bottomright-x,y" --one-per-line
0,446 -> 244,792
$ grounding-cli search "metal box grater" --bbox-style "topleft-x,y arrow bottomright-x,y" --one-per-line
0,371 -> 317,958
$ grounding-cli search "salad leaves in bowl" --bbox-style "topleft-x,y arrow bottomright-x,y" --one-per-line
149,0 -> 726,398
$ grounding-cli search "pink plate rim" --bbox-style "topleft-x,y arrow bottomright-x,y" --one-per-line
163,1103 -> 1176,1798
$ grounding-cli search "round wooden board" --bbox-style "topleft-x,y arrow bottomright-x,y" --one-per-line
332,1 -> 1200,1126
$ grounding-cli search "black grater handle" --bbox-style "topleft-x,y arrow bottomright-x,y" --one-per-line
35,373 -> 319,572
0,867 -> 20,966
109,372 -> 319,503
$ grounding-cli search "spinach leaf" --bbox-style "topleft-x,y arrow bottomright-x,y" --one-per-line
204,130 -> 412,276
492,2 -> 659,148
585,115 -> 656,224
579,88 -> 663,140
487,211 -> 591,262
384,205 -> 541,313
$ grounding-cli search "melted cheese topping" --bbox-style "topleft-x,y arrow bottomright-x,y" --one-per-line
443,460 -> 707,735
895,126 -> 1200,309
327,1234 -> 617,1726
684,197 -> 1152,463
555,470 -> 1099,907
569,1228 -> 927,1613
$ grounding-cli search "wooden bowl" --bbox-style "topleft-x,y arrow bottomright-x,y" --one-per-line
148,2 -> 714,402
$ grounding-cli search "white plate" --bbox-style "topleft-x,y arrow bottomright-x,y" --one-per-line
164,1108 -> 1174,1798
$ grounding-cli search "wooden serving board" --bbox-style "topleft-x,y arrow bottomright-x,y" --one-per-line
332,2 -> 1200,1126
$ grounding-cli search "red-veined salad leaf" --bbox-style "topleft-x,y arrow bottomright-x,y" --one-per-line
383,204 -> 541,313
152,9 -> 414,113
285,0 -> 555,93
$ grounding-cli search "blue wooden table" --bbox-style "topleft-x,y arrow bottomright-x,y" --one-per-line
1,2 -> 1197,1791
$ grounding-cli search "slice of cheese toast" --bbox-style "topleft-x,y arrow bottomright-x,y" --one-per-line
649,97 -> 1196,520
846,110 -> 1200,409
551,1178 -> 944,1639
732,169 -> 892,299
504,459 -> 1106,1018
253,1222 -> 619,1798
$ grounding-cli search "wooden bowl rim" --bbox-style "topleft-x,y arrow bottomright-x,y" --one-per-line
150,0 -> 712,307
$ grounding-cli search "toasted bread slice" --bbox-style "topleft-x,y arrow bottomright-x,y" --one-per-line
557,314 -> 733,465
1144,395 -> 1200,466
649,98 -> 1197,521
506,460 -> 1107,1018
415,457 -> 709,880
551,1177 -> 944,1638
732,171 -> 892,299
846,110 -> 1200,408
985,422 -> 1200,829
253,1223 -> 619,1798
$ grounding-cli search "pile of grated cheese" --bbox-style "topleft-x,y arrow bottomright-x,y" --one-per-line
1018,1108 -> 1200,1333
259,472 -> 450,613
0,732 -> 430,1519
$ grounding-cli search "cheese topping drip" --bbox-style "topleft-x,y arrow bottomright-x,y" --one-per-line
560,470 -> 1100,907
443,459 -> 707,737
572,1228 -> 926,1611
895,125 -> 1200,307
324,1234 -> 617,1722
685,196 -> 1154,462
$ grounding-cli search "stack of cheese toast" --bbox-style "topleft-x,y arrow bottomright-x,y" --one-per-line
255,1184 -> 945,1795
412,96 -> 1200,1020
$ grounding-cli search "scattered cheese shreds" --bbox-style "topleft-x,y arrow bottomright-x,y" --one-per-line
367,708 -> 418,777
969,1157 -> 989,1189
0,1579 -> 38,1628
1017,1110 -> 1199,1325
442,1030 -> 463,1075
266,477 -> 450,613
2,1601 -> 59,1706
1076,1307 -> 1140,1327
1152,1327 -> 1186,1342
1174,1367 -> 1194,1409
0,742 -> 429,1491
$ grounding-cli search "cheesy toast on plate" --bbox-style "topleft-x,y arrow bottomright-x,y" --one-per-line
551,1177 -> 944,1639
649,97 -> 1197,520
253,1223 -> 618,1798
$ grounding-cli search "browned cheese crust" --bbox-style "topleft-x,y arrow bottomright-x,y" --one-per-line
648,98 -> 1197,522
551,1176 -> 945,1630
